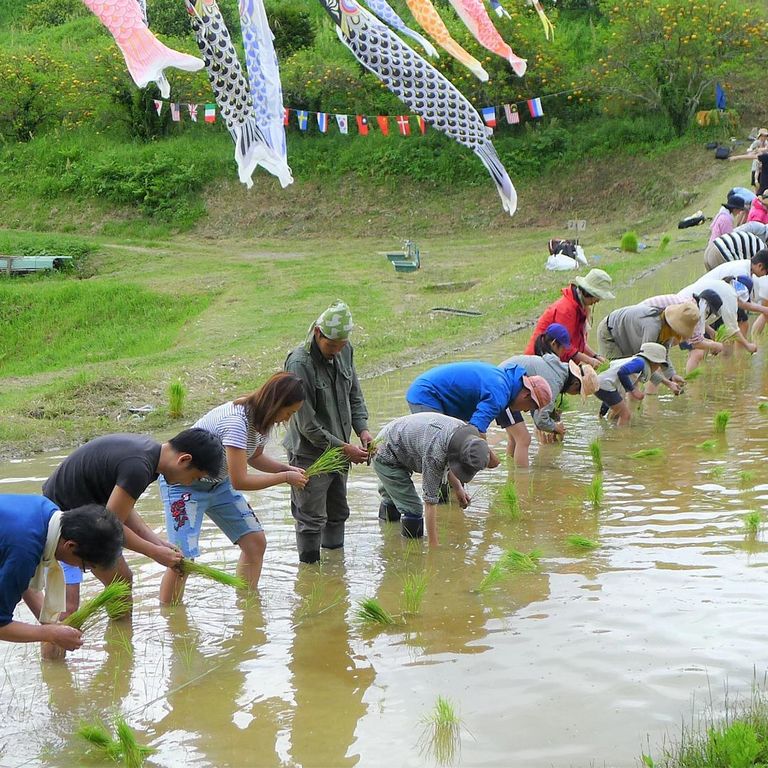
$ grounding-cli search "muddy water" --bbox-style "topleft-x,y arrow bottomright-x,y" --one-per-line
3,249 -> 768,768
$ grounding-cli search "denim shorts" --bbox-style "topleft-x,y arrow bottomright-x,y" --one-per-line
159,476 -> 263,558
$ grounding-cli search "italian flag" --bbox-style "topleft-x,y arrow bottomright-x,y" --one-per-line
204,104 -> 216,123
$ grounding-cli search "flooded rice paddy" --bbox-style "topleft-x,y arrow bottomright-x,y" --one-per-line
3,250 -> 768,767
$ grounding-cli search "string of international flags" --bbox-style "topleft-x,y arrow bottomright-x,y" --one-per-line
152,85 -> 585,134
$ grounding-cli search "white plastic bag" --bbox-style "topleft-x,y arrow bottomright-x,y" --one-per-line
546,253 -> 579,271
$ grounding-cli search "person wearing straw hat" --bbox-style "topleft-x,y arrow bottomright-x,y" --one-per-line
284,300 -> 371,564
0,496 -> 122,654
497,346 -> 599,466
525,269 -> 615,367
595,342 -> 668,426
372,414 -> 491,545
596,302 -> 699,395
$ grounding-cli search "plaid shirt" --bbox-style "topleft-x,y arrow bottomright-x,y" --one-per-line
374,413 -> 466,504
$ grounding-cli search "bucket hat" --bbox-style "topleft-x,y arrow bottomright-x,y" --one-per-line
573,269 -> 615,300
568,359 -> 599,398
663,303 -> 699,339
638,342 -> 667,364
447,425 -> 490,484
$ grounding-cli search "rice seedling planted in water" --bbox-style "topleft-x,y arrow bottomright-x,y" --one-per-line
697,440 -> 718,451
356,597 -> 395,626
77,718 -> 154,766
744,511 -> 762,535
708,466 -> 726,481
739,470 -> 756,487
64,581 -> 131,631
589,439 -> 603,470
115,716 -> 154,768
179,560 -> 247,589
499,481 -> 521,519
587,475 -> 603,506
759,402 -> 768,413
478,561 -> 509,593
567,535 -> 600,550
629,448 -> 664,460
167,379 -> 186,419
714,410 -> 731,434
305,446 -> 349,477
401,571 -> 428,616
419,696 -> 463,766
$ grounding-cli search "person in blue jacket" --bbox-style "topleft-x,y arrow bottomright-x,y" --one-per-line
0,495 -> 122,656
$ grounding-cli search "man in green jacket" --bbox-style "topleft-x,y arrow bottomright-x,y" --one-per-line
284,300 -> 372,563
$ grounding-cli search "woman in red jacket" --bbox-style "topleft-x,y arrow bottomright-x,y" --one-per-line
525,269 -> 615,366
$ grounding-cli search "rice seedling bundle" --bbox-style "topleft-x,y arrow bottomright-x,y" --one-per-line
419,696 -> 462,766
566,535 -> 599,550
589,439 -> 603,471
77,717 -> 155,766
179,560 -> 247,590
401,571 -> 428,616
629,448 -> 663,460
714,325 -> 734,343
478,561 -> 509,593
744,511 -> 762,535
356,597 -> 395,626
500,549 -> 541,572
620,231 -> 639,253
714,410 -> 731,434
759,402 -> 768,413
587,475 -> 603,506
683,367 -> 703,381
64,581 -> 132,631
595,360 -> 611,374
697,440 -> 718,452
77,721 -> 113,751
115,716 -> 153,768
305,447 -> 349,477
167,379 -> 186,419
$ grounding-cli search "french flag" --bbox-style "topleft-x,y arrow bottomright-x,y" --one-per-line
481,106 -> 497,128
527,98 -> 544,119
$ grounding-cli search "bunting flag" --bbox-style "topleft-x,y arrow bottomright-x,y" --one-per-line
297,109 -> 309,131
283,107 -> 290,125
527,97 -> 543,118
417,116 -> 427,134
481,106 -> 496,127
171,102 -> 181,122
396,115 -> 411,136
336,113 -> 349,134
317,112 -> 329,133
376,115 -> 390,136
185,0 -> 292,189
188,103 -> 198,121
153,99 -> 163,116
504,103 -> 519,124
357,114 -> 369,135
238,0 -> 288,160
204,103 -> 216,123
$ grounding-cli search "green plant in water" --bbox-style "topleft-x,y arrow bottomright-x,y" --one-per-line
714,410 -> 731,434
566,535 -> 600,551
115,716 -> 153,768
744,511 -> 762,535
419,696 -> 463,766
64,581 -> 131,631
587,475 -> 603,506
179,560 -> 247,590
697,440 -> 718,451
738,470 -> 756,487
684,367 -> 703,381
760,402 -> 768,413
500,549 -> 542,572
658,234 -> 671,254
305,446 -> 349,477
478,561 -> 510,593
296,582 -> 343,621
401,571 -> 428,616
356,597 -> 395,626
620,230 -> 639,252
167,379 -> 186,419
707,466 -> 726,481
77,717 -> 154,766
629,448 -> 663,460
589,439 -> 603,471
498,481 -> 521,519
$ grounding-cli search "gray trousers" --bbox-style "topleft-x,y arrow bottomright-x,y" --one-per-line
596,317 -> 624,360
703,242 -> 726,271
289,453 -> 349,548
373,458 -> 423,518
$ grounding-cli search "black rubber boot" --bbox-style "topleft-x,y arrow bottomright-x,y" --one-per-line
437,482 -> 450,504
378,501 -> 401,522
296,531 -> 321,564
599,402 -> 609,418
321,522 -> 345,550
401,515 -> 424,539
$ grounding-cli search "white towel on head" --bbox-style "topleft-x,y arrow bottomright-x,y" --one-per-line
27,511 -> 66,624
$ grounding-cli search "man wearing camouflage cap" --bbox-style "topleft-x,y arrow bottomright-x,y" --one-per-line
283,300 -> 372,563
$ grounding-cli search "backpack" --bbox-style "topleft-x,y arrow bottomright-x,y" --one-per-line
715,146 -> 731,160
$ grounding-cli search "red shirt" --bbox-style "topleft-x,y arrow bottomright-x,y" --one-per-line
524,285 -> 588,361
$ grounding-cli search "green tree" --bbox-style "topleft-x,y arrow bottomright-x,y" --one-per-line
591,0 -> 768,135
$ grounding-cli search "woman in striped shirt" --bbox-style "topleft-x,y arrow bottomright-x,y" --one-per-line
159,373 -> 308,604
